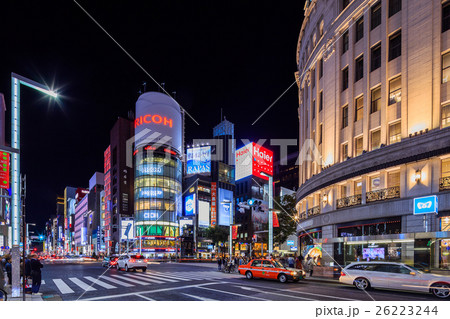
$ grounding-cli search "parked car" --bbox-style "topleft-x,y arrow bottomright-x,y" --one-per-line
238,259 -> 305,283
340,262 -> 450,298
101,256 -> 119,268
116,254 -> 147,272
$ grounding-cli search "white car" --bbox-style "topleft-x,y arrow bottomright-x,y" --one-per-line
116,254 -> 147,272
339,262 -> 450,298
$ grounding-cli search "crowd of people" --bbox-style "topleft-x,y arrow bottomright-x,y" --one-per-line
1,253 -> 44,296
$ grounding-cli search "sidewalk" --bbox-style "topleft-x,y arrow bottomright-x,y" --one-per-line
3,286 -> 44,301
304,274 -> 340,284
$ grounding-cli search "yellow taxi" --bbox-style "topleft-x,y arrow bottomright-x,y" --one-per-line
238,259 -> 305,283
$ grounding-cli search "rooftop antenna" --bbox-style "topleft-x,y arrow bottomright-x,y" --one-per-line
142,81 -> 147,93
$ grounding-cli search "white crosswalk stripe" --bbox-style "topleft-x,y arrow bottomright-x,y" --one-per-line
124,273 -> 165,284
100,276 -> 134,287
84,276 -> 117,289
141,273 -> 180,282
110,274 -> 151,285
53,279 -> 75,294
41,280 -> 46,285
148,272 -> 191,281
69,277 -> 97,291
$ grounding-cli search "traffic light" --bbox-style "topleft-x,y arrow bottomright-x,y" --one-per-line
252,234 -> 257,243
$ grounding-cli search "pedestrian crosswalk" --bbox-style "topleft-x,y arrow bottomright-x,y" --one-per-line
42,270 -> 241,295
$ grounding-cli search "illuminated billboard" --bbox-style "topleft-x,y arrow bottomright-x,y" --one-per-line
218,188 -> 233,226
0,152 -> 10,189
235,143 -> 273,181
185,194 -> 196,216
135,92 -> 183,153
120,219 -> 135,241
186,146 -> 211,175
179,219 -> 193,235
198,201 -> 210,227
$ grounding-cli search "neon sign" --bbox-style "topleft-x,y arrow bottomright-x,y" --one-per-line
135,114 -> 173,128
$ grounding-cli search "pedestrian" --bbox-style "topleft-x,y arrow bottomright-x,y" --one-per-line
307,255 -> 316,277
288,255 -> 295,268
0,259 -> 5,289
5,257 -> 12,286
295,256 -> 303,270
217,257 -> 222,271
30,254 -> 43,295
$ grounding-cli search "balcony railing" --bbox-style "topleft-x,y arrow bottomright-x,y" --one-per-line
366,186 -> 400,203
299,205 -> 321,221
440,176 -> 450,191
336,194 -> 362,209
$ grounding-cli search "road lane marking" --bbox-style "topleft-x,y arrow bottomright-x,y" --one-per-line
136,294 -> 155,301
111,274 -> 151,285
69,278 -> 97,291
148,272 -> 191,281
79,281 -> 228,301
181,292 -> 216,301
53,279 -> 75,294
84,276 -> 117,289
124,273 -> 165,284
100,276 -> 134,287
198,286 -> 269,301
41,280 -> 45,285
238,286 -> 315,301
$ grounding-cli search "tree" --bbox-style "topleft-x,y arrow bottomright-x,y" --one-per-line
203,226 -> 228,246
273,194 -> 297,245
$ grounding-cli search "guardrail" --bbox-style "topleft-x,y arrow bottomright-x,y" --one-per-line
366,186 -> 400,203
336,194 -> 362,209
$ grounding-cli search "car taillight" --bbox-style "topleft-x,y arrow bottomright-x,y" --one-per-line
129,259 -> 135,263
111,261 -> 116,265
144,259 -> 148,262
340,271 -> 346,277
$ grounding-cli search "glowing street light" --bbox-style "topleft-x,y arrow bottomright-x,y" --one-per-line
10,73 -> 58,297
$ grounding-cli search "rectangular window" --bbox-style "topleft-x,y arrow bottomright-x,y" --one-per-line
354,180 -> 362,194
342,30 -> 349,54
442,103 -> 450,128
319,58 -> 323,78
319,124 -> 323,144
371,1 -> 382,30
442,52 -> 450,83
311,68 -> 315,88
341,143 -> 348,161
355,17 -> 364,43
342,0 -> 350,11
355,136 -> 363,156
442,158 -> 450,178
342,105 -> 349,128
319,91 -> 323,111
389,0 -> 402,18
355,96 -> 364,122
370,176 -> 381,191
341,185 -> 348,197
443,1 -> 450,33
371,129 -> 381,150
342,67 -> 349,91
387,171 -> 400,188
389,76 -> 401,105
389,121 -> 401,144
389,30 -> 401,61
312,100 -> 316,119
371,43 -> 381,71
355,55 -> 364,82
371,86 -> 381,113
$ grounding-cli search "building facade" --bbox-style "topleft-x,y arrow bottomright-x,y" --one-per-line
296,0 -> 450,270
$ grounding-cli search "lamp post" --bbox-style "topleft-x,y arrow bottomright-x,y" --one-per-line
10,73 -> 58,298
260,171 -> 273,255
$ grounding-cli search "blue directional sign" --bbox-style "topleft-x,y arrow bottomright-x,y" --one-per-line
287,240 -> 295,246
413,195 -> 438,215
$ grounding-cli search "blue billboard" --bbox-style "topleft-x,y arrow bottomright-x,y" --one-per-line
187,146 -> 211,175
185,194 -> 196,216
413,195 -> 438,215
138,188 -> 164,198
218,188 -> 233,226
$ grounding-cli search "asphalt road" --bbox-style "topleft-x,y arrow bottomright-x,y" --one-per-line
36,261 -> 446,301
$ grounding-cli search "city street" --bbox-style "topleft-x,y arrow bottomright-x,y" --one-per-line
36,262 -> 444,301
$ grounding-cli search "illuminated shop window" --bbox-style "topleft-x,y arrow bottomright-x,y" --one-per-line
341,143 -> 348,162
442,158 -> 450,178
442,52 -> 450,83
371,86 -> 381,113
387,171 -> 400,188
354,181 -> 362,195
355,136 -> 363,156
342,105 -> 349,128
371,129 -> 381,150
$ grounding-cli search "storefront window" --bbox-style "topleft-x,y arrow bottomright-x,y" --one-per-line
440,217 -> 450,270
299,230 -> 321,258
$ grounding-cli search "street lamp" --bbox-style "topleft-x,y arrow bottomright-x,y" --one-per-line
260,171 -> 273,255
10,73 -> 58,298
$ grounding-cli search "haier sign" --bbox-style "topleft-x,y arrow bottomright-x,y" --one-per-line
413,195 -> 438,215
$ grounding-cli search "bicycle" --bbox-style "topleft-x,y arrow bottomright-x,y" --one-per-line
0,288 -> 7,301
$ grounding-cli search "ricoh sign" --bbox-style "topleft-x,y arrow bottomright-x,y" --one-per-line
413,195 -> 438,215
235,142 -> 273,181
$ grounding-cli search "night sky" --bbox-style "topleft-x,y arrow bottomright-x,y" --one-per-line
0,1 -> 305,231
